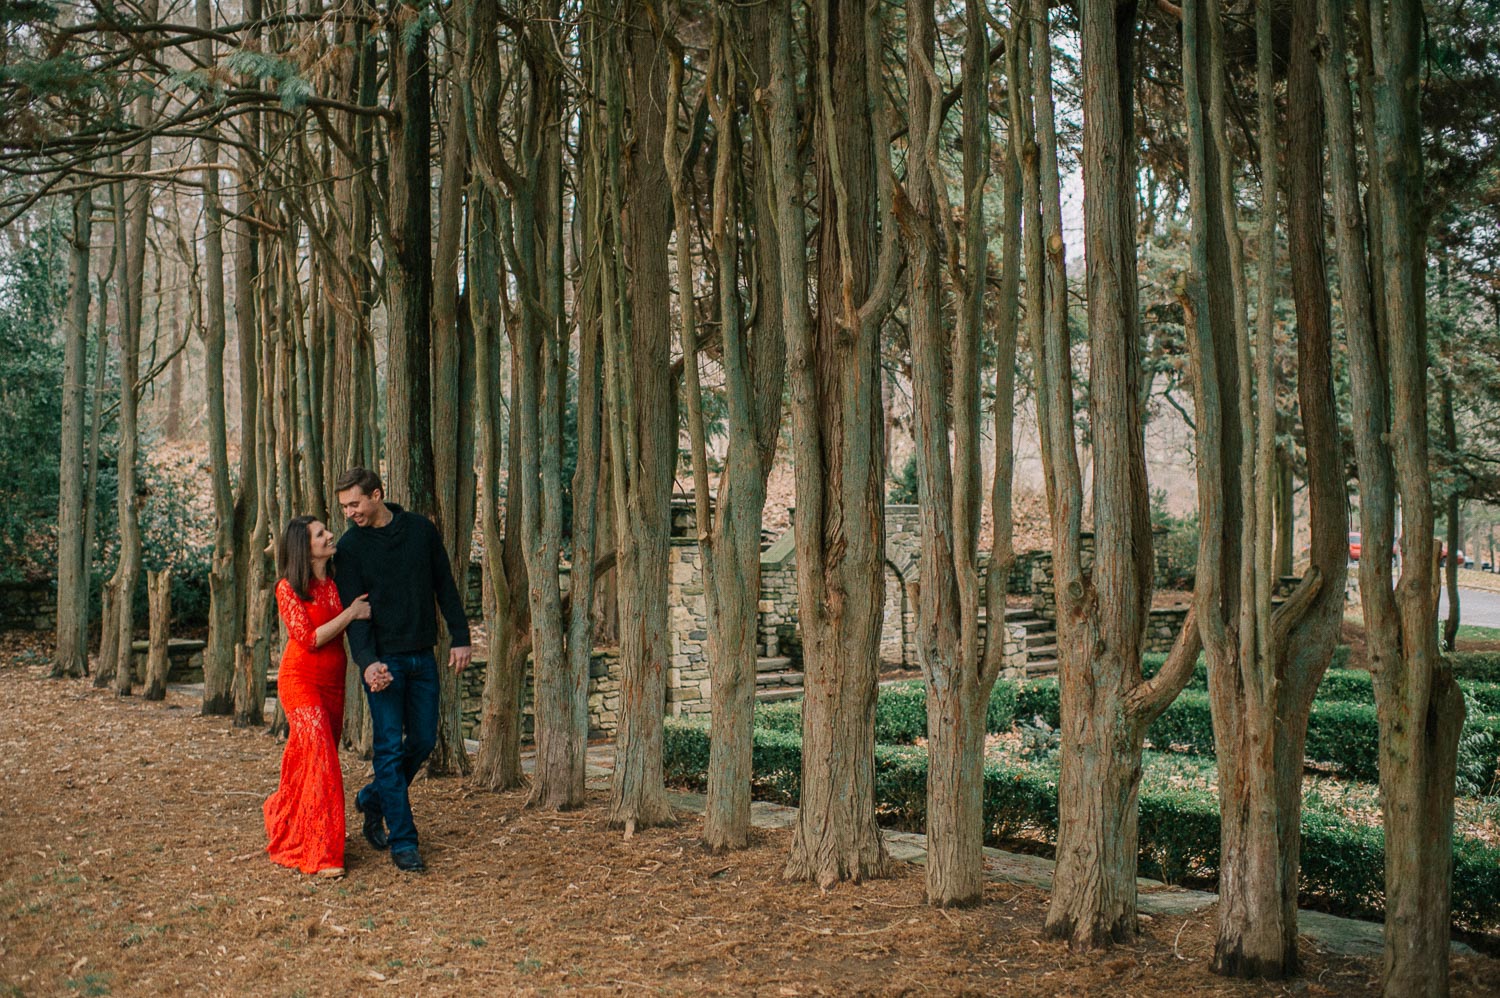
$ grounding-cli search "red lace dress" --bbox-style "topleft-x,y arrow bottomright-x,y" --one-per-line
264,576 -> 347,874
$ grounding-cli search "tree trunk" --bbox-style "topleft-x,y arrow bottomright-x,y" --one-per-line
81,271 -> 111,674
1036,0 -> 1195,948
1273,443 -> 1294,579
385,0 -> 436,516
199,0 -> 239,718
671,1 -> 787,853
904,0 -> 997,907
604,0 -> 677,833
1442,379 -> 1460,651
53,187 -> 92,679
112,65 -> 156,698
1318,3 -> 1465,991
428,49 -> 477,778
468,183 -> 524,792
143,571 -> 172,701
779,0 -> 897,885
95,578 -> 119,686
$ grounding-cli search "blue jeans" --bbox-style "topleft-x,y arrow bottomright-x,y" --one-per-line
356,651 -> 438,854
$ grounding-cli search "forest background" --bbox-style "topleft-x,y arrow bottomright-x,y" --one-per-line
4,0 -> 1500,992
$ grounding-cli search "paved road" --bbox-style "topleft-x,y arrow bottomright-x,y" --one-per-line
1437,585 -> 1500,629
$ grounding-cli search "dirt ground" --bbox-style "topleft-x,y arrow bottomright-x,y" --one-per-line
3,639 -> 1498,997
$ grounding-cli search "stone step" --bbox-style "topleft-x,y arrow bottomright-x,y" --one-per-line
1024,631 -> 1057,650
755,687 -> 804,703
1026,657 -> 1059,678
757,656 -> 793,673
1027,643 -> 1058,661
757,670 -> 804,688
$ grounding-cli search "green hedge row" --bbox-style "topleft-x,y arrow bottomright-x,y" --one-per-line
1139,646 -> 1354,690
1302,668 -> 1500,715
1452,651 -> 1500,684
789,673 -> 1500,788
662,720 -> 1500,932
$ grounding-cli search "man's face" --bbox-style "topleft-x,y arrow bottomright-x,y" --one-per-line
338,486 -> 382,527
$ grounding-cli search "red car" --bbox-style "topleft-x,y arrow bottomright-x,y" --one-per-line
1349,532 -> 1362,562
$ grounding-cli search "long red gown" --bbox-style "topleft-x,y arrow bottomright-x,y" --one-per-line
264,576 -> 347,874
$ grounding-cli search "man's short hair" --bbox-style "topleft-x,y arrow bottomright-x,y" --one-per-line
336,467 -> 383,498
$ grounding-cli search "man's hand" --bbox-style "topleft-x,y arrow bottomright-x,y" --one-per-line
449,646 -> 472,674
364,661 -> 392,692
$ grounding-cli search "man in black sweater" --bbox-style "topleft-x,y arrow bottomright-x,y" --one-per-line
334,467 -> 471,873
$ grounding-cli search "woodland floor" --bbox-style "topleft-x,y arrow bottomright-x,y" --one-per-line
3,633 -> 1499,997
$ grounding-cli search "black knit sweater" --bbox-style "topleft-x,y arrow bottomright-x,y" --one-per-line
335,504 -> 471,667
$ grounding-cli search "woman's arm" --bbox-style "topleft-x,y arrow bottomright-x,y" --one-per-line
314,594 -> 370,648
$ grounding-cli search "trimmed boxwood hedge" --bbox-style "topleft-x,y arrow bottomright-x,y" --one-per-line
1452,651 -> 1500,684
1139,646 -> 1354,690
662,719 -> 1500,932
791,672 -> 1500,786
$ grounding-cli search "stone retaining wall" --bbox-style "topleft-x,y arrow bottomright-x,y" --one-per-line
0,580 -> 54,633
1144,607 -> 1191,654
459,650 -> 621,742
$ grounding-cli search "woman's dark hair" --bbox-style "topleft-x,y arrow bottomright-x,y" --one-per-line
278,515 -> 325,601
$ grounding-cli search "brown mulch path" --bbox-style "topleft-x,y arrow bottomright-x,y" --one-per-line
3,641 -> 1498,996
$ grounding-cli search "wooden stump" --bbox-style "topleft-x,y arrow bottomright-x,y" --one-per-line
143,570 -> 172,701
93,581 -> 119,688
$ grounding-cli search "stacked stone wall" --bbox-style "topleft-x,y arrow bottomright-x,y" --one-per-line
0,580 -> 55,632
459,650 -> 621,742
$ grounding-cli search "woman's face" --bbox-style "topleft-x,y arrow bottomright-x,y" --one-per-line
308,520 -> 336,560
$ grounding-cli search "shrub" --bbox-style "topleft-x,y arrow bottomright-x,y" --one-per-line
1452,652 -> 1500,684
1150,489 -> 1199,590
749,669 -> 1500,787
1014,680 -> 1061,729
753,701 -> 802,735
874,682 -> 928,744
660,719 -> 1500,931
888,455 -> 919,504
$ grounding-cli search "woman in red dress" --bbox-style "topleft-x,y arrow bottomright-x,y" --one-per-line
264,515 -> 370,877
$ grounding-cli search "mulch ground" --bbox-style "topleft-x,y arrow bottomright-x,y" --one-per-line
3,636 -> 1498,997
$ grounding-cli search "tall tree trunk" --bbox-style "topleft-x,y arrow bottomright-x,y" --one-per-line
82,269 -> 111,675
199,0 -> 239,718
1318,3 -> 1464,991
604,0 -> 677,833
428,46 -> 477,777
673,0 -> 787,853
385,0 -> 436,515
1178,0 -> 1349,977
468,185 -> 524,791
1442,379 -> 1460,651
53,187 -> 92,679
905,0 -> 999,907
112,59 -> 157,698
1035,0 -> 1200,948
779,0 -> 898,885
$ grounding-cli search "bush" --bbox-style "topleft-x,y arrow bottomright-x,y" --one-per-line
1452,652 -> 1500,684
1139,646 -> 1352,693
750,669 -> 1500,789
1150,489 -> 1198,589
1307,669 -> 1500,715
754,680 -> 1023,747
888,455 -> 919,504
1014,680 -> 1061,729
661,719 -> 1500,931
874,682 -> 928,744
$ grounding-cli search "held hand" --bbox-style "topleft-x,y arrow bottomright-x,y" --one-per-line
449,646 -> 472,674
364,661 -> 392,692
347,594 -> 372,621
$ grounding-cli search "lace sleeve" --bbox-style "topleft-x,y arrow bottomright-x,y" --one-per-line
276,578 -> 320,651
